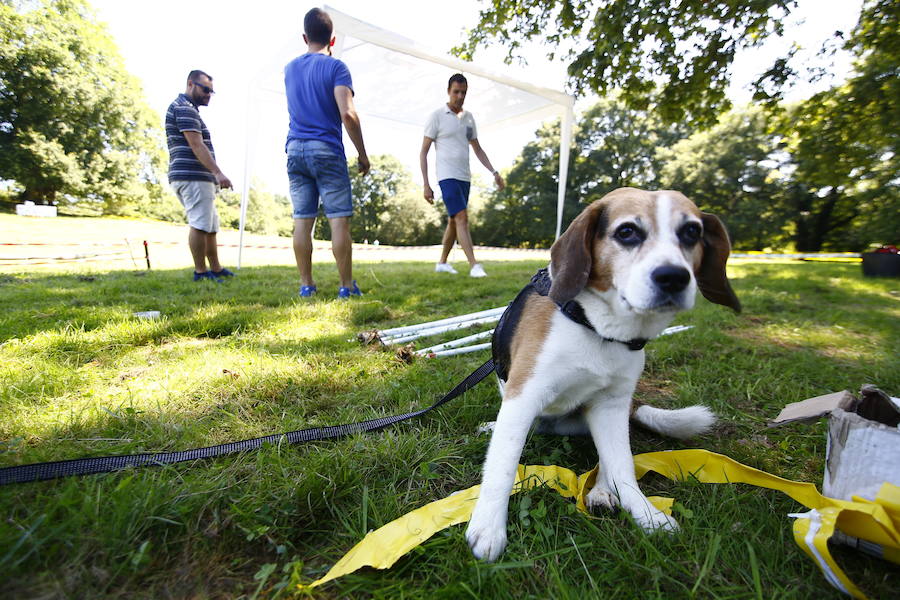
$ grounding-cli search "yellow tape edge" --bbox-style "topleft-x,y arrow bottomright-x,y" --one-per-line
792,508 -> 867,600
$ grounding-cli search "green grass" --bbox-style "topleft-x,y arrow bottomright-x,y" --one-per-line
1,259 -> 898,599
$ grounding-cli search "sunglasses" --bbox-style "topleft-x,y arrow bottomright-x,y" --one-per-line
192,81 -> 215,95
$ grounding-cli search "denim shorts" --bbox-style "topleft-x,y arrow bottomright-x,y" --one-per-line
171,180 -> 220,233
286,139 -> 353,219
438,178 -> 471,217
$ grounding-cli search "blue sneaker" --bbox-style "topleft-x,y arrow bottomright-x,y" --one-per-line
193,271 -> 222,283
212,267 -> 235,278
337,281 -> 362,299
299,284 -> 317,297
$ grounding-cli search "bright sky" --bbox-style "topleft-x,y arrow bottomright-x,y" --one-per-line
90,0 -> 862,196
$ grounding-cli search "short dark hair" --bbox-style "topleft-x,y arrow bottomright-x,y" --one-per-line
304,8 -> 333,46
187,70 -> 211,83
448,73 -> 467,90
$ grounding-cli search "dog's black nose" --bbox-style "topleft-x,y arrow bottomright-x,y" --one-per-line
651,265 -> 691,294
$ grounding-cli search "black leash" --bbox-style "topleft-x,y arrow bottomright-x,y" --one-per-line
0,359 -> 497,485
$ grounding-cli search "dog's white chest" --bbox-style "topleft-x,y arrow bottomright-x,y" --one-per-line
534,320 -> 645,416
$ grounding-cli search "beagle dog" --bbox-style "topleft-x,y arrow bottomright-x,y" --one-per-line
466,187 -> 741,562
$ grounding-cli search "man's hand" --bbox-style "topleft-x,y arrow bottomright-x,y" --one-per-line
357,155 -> 370,176
184,130 -> 231,189
494,172 -> 505,191
215,172 -> 233,190
423,184 -> 434,204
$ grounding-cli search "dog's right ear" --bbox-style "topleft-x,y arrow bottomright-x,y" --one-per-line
549,200 -> 607,305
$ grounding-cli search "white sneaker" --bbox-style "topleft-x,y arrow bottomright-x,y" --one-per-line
469,263 -> 487,278
435,262 -> 458,274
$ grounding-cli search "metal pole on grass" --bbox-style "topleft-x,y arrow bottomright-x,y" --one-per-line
425,342 -> 492,357
421,325 -> 695,359
416,329 -> 495,355
378,306 -> 505,339
383,315 -> 501,345
143,240 -> 151,270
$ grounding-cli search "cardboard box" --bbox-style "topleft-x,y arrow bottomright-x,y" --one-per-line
771,385 -> 900,502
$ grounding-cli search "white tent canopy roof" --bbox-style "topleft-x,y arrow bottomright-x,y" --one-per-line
238,6 -> 574,265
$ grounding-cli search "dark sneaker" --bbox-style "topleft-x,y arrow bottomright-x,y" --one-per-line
337,281 -> 362,299
193,271 -> 222,283
299,285 -> 317,297
212,267 -> 235,278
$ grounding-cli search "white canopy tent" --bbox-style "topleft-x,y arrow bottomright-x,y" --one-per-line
237,6 -> 574,267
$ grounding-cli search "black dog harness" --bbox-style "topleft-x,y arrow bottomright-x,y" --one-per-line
491,268 -> 648,381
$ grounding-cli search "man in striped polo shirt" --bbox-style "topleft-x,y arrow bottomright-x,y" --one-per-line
166,70 -> 234,282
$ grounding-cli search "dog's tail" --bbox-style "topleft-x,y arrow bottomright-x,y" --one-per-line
631,403 -> 715,439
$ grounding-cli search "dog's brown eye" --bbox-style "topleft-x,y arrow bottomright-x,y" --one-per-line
613,223 -> 644,246
679,223 -> 702,246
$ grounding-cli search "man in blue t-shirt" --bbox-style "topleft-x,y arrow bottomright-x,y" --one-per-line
285,8 -> 370,299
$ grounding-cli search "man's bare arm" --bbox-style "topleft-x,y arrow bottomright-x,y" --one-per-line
183,131 -> 232,189
335,85 -> 369,175
420,136 -> 435,203
470,139 -> 505,190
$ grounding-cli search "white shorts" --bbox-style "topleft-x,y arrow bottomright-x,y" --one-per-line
172,180 -> 220,233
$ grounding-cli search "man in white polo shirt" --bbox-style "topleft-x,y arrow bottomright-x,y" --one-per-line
420,73 -> 505,277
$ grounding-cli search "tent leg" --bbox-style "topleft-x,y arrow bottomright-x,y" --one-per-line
237,86 -> 257,270
556,106 -> 574,240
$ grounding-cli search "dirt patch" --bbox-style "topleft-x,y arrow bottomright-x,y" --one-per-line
634,379 -> 677,403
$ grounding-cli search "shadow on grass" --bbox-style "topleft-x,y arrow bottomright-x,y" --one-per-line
0,338 -> 498,465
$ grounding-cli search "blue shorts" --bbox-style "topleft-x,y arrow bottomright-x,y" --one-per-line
287,139 -> 353,219
438,178 -> 470,217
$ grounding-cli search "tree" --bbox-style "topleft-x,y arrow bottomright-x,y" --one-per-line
462,1 -> 898,250
314,155 -> 443,246
571,97 -> 686,196
474,119 -> 571,248
775,0 -> 899,250
475,97 -> 687,247
350,154 -> 407,243
0,0 -> 164,212
658,107 -> 790,250
378,186 -> 444,246
218,181 -> 292,237
454,0 -> 796,126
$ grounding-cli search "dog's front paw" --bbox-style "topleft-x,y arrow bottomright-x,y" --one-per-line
466,510 -> 508,562
631,507 -> 679,533
585,485 -> 619,514
476,421 -> 496,435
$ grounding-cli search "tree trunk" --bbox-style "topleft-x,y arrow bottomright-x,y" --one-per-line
793,186 -> 817,252
20,187 -> 57,204
809,187 -> 842,252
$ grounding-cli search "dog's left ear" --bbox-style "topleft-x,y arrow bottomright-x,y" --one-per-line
697,212 -> 742,313
549,201 -> 606,305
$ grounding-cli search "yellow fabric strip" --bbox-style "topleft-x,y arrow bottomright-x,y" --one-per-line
791,508 -> 867,599
634,450 -> 899,548
297,449 -> 899,595
297,463 -> 670,591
